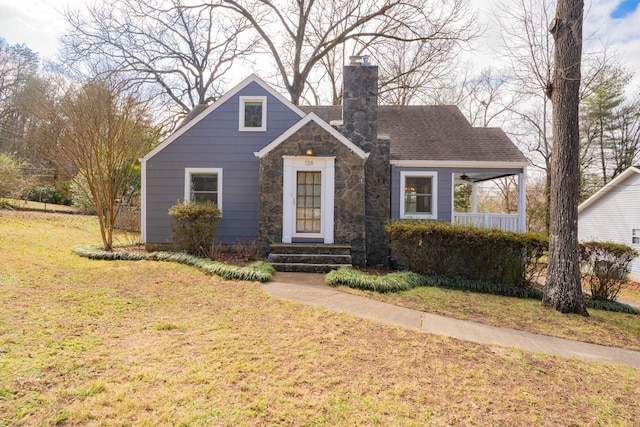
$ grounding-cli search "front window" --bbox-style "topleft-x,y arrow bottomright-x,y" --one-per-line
239,96 -> 266,131
184,168 -> 222,208
400,171 -> 437,219
633,229 -> 640,245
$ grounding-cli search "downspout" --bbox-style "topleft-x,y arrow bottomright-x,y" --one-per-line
139,157 -> 147,243
518,166 -> 527,232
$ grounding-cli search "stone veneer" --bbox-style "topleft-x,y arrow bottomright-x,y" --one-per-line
340,64 -> 391,266
258,121 -> 368,265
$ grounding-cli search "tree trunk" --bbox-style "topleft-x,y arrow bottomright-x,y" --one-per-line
543,0 -> 588,315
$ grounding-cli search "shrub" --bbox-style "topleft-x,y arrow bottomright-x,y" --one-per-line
579,241 -> 638,301
168,200 -> 222,256
0,153 -> 34,199
28,185 -> 71,205
386,220 -> 548,287
70,173 -> 97,214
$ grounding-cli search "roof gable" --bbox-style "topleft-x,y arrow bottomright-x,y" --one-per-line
142,74 -> 305,162
578,166 -> 640,213
255,113 -> 368,159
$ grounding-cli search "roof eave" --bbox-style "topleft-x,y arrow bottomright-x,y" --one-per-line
578,166 -> 640,213
390,160 -> 529,168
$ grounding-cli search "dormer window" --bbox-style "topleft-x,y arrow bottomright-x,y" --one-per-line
239,96 -> 267,131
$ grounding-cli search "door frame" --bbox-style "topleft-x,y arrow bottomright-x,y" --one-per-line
282,156 -> 335,244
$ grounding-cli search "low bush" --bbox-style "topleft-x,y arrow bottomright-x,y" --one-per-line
73,244 -> 274,282
386,220 -> 548,287
168,200 -> 222,256
28,185 -> 71,205
579,241 -> 638,301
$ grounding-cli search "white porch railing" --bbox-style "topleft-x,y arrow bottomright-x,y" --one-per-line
453,212 -> 520,232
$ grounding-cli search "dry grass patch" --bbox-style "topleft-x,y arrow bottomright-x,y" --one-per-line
1,211 -> 640,425
341,284 -> 640,351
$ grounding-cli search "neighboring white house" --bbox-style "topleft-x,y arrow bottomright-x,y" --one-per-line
578,166 -> 640,282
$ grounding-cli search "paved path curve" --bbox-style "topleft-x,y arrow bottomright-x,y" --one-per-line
262,272 -> 640,369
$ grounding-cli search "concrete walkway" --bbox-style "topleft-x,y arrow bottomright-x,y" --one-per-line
263,272 -> 640,369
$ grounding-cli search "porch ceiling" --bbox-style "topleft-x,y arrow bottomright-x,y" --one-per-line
458,172 -> 515,184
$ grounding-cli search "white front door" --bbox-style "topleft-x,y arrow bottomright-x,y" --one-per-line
282,156 -> 335,244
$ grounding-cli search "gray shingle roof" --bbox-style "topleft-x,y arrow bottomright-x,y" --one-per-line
301,105 -> 527,164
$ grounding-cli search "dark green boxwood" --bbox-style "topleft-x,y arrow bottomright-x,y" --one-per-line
386,220 -> 548,288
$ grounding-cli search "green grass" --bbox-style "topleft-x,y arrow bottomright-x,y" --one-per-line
328,267 -> 638,313
2,210 -> 640,425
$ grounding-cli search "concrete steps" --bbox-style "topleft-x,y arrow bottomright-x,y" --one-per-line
268,243 -> 352,273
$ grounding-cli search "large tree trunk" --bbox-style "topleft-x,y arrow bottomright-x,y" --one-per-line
543,0 -> 588,315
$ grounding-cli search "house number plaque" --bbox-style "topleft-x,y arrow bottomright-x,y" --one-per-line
305,160 -> 314,166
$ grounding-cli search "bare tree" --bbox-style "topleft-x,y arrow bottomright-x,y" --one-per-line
37,80 -> 160,251
493,0 -> 556,230
493,0 -> 609,231
375,36 -> 460,106
544,0 -> 588,315
221,0 -> 477,105
0,39 -> 39,152
60,0 -> 257,121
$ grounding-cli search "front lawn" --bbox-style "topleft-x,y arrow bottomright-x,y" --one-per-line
1,211 -> 640,425
340,284 -> 640,351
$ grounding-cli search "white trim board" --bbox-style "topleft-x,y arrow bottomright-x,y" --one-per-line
390,160 -> 529,168
184,167 -> 223,209
255,113 -> 368,160
578,166 -> 640,213
399,171 -> 438,219
282,156 -> 335,244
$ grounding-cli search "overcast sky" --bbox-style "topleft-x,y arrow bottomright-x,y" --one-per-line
1,0 -> 639,87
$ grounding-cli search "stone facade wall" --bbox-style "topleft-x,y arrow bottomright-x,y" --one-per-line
258,121 -> 368,265
363,136 -> 390,265
342,65 -> 378,145
341,64 -> 390,266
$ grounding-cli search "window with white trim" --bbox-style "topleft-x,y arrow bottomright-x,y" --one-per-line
185,168 -> 222,208
400,171 -> 437,219
633,229 -> 640,245
239,96 -> 266,131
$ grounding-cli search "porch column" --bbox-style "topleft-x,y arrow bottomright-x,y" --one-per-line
517,167 -> 527,232
471,183 -> 478,214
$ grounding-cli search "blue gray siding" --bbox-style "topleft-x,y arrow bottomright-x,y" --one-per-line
390,166 -> 525,222
145,82 -> 302,244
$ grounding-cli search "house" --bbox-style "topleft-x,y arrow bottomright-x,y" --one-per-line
578,166 -> 640,282
140,57 -> 529,268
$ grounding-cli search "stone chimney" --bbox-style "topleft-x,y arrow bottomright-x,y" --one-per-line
341,56 -> 389,266
342,55 -> 378,150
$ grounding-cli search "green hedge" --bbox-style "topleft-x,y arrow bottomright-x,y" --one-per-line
386,220 -> 548,288
73,244 -> 274,282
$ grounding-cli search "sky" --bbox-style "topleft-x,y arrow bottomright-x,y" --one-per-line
1,0 -> 640,87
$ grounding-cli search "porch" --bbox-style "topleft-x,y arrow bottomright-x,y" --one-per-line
453,212 -> 520,232
451,169 -> 527,233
